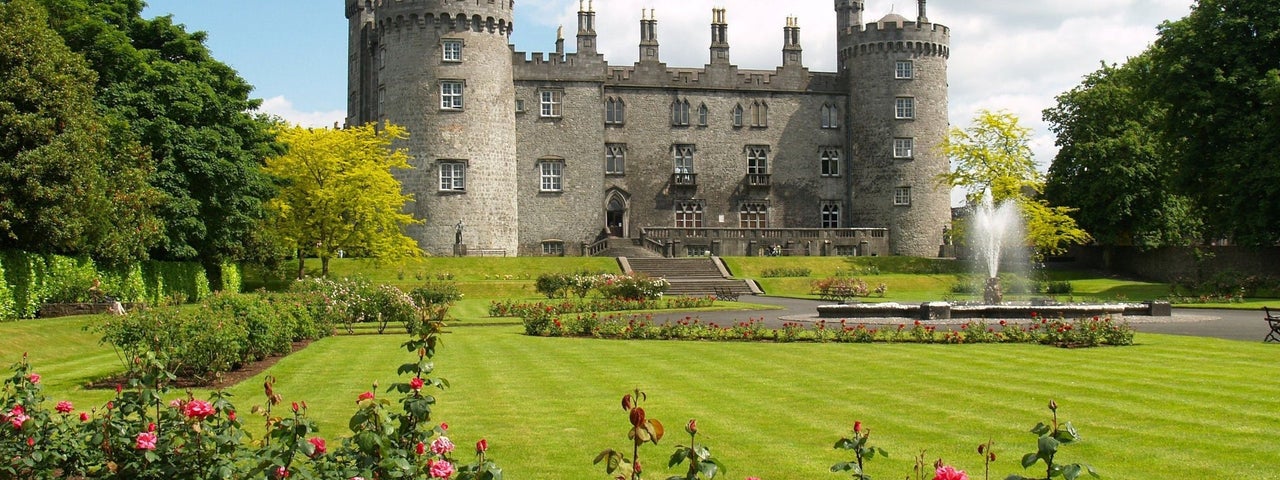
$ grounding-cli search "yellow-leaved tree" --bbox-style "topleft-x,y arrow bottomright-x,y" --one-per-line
266,123 -> 421,278
938,109 -> 1092,259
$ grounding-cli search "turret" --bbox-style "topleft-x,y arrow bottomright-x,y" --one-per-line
782,16 -> 802,67
639,9 -> 659,62
917,0 -> 929,24
709,8 -> 729,65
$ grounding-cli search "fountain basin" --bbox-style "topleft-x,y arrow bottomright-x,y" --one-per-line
816,301 -> 1172,320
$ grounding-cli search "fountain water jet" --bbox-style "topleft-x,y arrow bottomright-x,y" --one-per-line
971,190 -> 1022,304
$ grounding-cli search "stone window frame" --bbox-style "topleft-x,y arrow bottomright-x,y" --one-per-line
438,160 -> 467,193
673,144 -> 696,174
750,100 -> 769,128
440,80 -> 464,110
605,143 -> 626,176
895,60 -> 914,79
697,103 -> 709,127
442,39 -> 464,62
746,145 -> 770,175
539,88 -> 563,118
820,147 -> 841,177
379,47 -> 387,70
671,98 -> 691,126
739,202 -> 770,229
675,200 -> 705,228
893,137 -> 915,159
541,240 -> 566,256
821,201 -> 841,228
820,103 -> 840,129
731,103 -> 744,128
894,97 -> 915,120
893,186 -> 912,206
605,97 -> 625,125
538,159 -> 564,192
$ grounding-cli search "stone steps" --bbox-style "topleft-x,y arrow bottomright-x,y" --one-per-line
622,257 -> 756,297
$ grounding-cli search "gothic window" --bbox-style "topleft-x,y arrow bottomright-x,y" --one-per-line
747,146 -> 769,175
539,160 -> 563,192
893,138 -> 915,159
442,40 -> 463,62
440,81 -> 464,110
697,103 -> 709,127
895,60 -> 913,79
605,97 -> 625,125
820,148 -> 841,177
379,47 -> 387,69
675,201 -> 704,228
439,162 -> 466,192
673,144 -> 695,174
540,89 -> 563,118
605,144 -> 626,175
751,101 -> 768,127
739,203 -> 769,228
732,104 -> 744,127
821,202 -> 841,228
671,99 -> 691,126
821,104 -> 840,129
894,186 -> 912,206
895,97 -> 915,119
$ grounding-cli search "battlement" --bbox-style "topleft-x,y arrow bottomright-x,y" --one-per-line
603,66 -> 841,93
839,20 -> 950,61
513,50 -> 606,82
370,0 -> 513,36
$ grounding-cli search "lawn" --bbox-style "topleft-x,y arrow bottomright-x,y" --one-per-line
7,313 -> 1280,479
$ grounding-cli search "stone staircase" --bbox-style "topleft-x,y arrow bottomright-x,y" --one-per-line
621,257 -> 758,298
595,238 -> 663,258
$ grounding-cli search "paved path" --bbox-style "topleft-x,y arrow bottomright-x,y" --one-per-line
651,297 -> 1273,343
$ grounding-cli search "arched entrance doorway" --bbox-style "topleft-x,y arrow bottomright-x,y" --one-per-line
606,191 -> 628,238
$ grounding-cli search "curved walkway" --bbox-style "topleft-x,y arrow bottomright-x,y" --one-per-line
650,297 -> 1272,343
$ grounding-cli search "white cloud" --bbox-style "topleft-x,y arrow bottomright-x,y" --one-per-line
258,96 -> 347,129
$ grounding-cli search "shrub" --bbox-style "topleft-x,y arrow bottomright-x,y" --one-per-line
596,273 -> 669,301
0,258 -> 12,321
535,273 -> 572,298
761,267 -> 812,278
410,281 -> 463,307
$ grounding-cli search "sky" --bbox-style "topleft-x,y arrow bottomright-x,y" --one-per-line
140,0 -> 1194,172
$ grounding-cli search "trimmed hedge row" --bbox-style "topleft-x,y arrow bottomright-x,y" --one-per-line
0,250 -> 240,320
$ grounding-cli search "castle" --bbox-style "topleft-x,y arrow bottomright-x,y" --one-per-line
345,0 -> 951,258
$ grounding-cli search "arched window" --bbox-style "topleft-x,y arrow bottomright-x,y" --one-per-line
751,101 -> 768,127
671,99 -> 690,126
605,97 -> 625,125
732,104 -> 744,127
697,103 -> 709,126
821,104 -> 840,129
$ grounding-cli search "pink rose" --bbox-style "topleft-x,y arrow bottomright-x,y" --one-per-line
79,412 -> 90,422
7,405 -> 28,429
136,431 -> 157,450
747,477 -> 762,480
357,391 -> 375,403
428,459 -> 455,478
431,436 -> 455,455
183,399 -> 215,420
169,399 -> 185,409
309,437 -> 327,456
410,377 -> 425,391
26,373 -> 40,384
276,466 -> 290,478
475,438 -> 488,453
932,465 -> 969,480
56,401 -> 74,414
228,410 -> 237,422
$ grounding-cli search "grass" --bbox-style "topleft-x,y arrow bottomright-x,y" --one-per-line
7,314 -> 1280,479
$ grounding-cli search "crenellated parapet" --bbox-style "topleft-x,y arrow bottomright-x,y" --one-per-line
513,50 -> 606,82
602,67 -> 841,93
840,20 -> 950,62
368,0 -> 513,37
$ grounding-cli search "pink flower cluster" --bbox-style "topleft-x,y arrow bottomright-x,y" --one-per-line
933,465 -> 969,480
430,436 -> 455,455
4,405 -> 29,429
427,459 -> 455,478
183,399 -> 215,420
55,401 -> 74,414
136,423 -> 158,451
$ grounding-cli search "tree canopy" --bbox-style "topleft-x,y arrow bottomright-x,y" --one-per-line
939,110 -> 1092,258
265,124 -> 421,278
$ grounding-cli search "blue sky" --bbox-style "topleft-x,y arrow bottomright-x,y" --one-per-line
140,0 -> 1192,168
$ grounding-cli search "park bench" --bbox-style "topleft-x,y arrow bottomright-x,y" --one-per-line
712,286 -> 740,302
1265,307 -> 1280,343
468,248 -> 507,257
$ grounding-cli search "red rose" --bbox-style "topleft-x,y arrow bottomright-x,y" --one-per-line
56,401 -> 74,414
357,391 -> 375,403
475,438 -> 489,453
853,421 -> 863,434
415,441 -> 426,455
308,437 -> 327,456
410,377 -> 425,391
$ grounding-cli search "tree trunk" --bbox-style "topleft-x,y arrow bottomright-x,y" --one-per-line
321,255 -> 330,278
296,249 -> 305,279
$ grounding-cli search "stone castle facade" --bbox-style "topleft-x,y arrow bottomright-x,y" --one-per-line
345,0 -> 951,257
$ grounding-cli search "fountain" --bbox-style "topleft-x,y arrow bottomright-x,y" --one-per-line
971,189 -> 1021,304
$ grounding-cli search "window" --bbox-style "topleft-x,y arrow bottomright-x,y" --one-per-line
540,90 -> 562,118
539,161 -> 563,192
821,104 -> 840,129
739,203 -> 769,228
379,47 -> 387,69
541,241 -> 565,256
439,162 -> 466,192
895,97 -> 915,119
605,97 -> 625,125
747,146 -> 769,174
821,202 -> 841,228
441,81 -> 464,110
442,40 -> 462,62
895,60 -> 913,79
751,101 -> 768,127
671,99 -> 690,126
820,148 -> 841,177
673,144 -> 695,174
675,201 -> 704,228
894,186 -> 912,206
515,99 -> 525,113
605,144 -> 626,175
697,103 -> 709,126
893,138 -> 915,158
732,104 -> 744,127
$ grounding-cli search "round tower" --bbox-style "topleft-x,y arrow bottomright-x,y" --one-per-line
839,0 -> 950,257
359,0 -> 518,255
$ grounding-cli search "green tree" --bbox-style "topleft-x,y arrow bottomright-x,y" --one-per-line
939,110 -> 1092,258
265,123 -> 421,278
1150,0 -> 1280,245
1043,54 -> 1202,249
0,0 -> 162,263
26,0 -> 283,281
